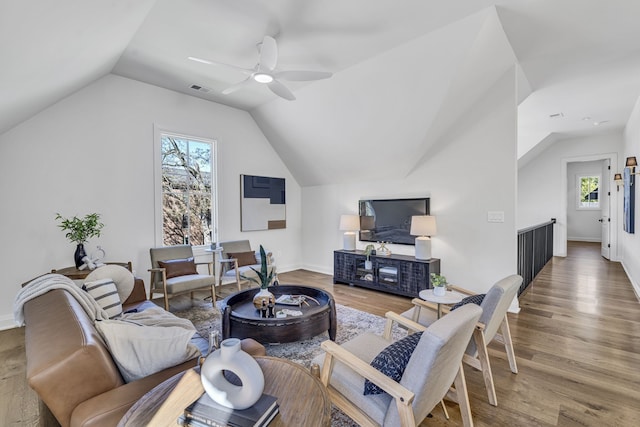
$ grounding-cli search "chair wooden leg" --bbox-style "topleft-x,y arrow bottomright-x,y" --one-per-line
500,316 -> 518,374
163,292 -> 169,311
453,363 -> 474,427
210,285 -> 216,305
440,400 -> 450,419
474,329 -> 497,406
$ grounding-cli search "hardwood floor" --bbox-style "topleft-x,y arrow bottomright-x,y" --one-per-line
2,241 -> 639,426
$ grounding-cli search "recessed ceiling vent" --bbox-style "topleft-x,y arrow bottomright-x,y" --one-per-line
549,112 -> 564,118
190,84 -> 211,93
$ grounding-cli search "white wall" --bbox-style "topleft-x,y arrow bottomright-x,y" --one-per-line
302,70 -> 519,305
622,96 -> 640,297
566,160 -> 604,242
0,75 -> 302,329
517,130 -> 623,256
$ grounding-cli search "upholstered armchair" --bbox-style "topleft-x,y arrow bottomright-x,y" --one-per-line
216,240 -> 276,287
312,305 -> 482,427
401,274 -> 522,406
149,245 -> 217,310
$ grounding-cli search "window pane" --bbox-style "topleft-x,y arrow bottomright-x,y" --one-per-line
160,134 -> 215,246
578,176 -> 600,208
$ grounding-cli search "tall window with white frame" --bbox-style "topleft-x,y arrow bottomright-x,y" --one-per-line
577,175 -> 600,209
160,133 -> 216,246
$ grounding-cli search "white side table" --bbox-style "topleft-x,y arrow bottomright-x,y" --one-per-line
418,289 -> 465,318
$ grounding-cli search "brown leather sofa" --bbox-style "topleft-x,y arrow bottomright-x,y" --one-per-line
23,278 -> 208,427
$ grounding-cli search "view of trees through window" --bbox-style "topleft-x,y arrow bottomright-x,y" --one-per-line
579,175 -> 600,209
161,135 -> 215,246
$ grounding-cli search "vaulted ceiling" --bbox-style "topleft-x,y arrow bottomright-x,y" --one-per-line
2,0 -> 640,185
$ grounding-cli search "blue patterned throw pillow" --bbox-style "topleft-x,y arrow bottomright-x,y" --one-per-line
451,293 -> 486,311
364,332 -> 423,395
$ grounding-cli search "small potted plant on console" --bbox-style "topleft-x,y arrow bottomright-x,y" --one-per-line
363,244 -> 376,270
431,273 -> 447,296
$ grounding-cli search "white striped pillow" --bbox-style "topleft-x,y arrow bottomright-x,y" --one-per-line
83,278 -> 123,319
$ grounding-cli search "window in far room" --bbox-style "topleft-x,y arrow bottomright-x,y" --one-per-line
577,175 -> 600,209
155,130 -> 217,247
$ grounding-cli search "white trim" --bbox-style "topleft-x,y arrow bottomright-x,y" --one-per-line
0,314 -> 17,331
560,153 -> 619,260
621,260 -> 640,302
152,125 -> 219,248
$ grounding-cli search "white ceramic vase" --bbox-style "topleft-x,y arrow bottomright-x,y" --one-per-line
433,286 -> 446,296
200,338 -> 265,409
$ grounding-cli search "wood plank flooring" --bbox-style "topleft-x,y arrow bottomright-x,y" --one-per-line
2,241 -> 638,426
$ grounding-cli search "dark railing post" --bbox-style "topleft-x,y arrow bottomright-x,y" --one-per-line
517,219 -> 556,296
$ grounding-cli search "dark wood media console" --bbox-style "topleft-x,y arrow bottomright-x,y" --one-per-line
333,250 -> 440,297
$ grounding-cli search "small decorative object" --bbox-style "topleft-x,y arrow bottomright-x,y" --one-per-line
200,338 -> 265,410
243,245 -> 276,309
78,246 -> 106,271
377,241 -> 392,256
363,244 -> 375,270
431,273 -> 447,296
55,213 -> 105,268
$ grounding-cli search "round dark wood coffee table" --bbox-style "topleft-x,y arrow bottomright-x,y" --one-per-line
220,285 -> 336,344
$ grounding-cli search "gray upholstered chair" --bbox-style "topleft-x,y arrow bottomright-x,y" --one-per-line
312,305 -> 482,427
149,245 -> 216,311
402,274 -> 522,406
217,240 -> 276,286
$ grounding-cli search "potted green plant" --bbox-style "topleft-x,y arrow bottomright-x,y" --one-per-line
55,213 -> 104,268
241,245 -> 276,308
430,272 -> 447,296
363,244 -> 375,270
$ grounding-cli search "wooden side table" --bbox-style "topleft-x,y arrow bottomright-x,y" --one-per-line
51,261 -> 133,280
118,356 -> 332,426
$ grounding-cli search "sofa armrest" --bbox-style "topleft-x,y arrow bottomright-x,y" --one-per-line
122,278 -> 147,306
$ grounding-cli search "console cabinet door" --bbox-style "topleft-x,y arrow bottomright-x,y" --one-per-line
334,251 -> 356,283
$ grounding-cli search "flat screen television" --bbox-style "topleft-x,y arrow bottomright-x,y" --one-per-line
358,198 -> 430,245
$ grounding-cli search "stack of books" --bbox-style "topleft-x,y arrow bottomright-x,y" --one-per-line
179,393 -> 279,427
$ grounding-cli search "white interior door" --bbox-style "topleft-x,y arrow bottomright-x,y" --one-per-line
600,159 -> 611,259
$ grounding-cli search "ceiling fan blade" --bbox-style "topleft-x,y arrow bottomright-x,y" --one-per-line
221,76 -> 252,95
267,80 -> 296,101
258,36 -> 278,72
188,56 -> 253,74
274,70 -> 333,81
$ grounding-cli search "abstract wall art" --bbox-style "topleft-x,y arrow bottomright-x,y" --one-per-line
240,174 -> 286,231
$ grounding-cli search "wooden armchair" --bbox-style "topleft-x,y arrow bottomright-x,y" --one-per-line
148,245 -> 216,310
312,305 -> 482,427
402,274 -> 522,406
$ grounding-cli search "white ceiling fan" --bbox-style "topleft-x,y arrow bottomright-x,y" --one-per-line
189,36 -> 332,101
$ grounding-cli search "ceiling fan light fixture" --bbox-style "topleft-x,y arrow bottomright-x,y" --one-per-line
253,73 -> 274,83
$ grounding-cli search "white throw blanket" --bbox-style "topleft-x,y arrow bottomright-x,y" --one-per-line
13,273 -> 109,326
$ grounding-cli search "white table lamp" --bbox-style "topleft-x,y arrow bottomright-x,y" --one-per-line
339,214 -> 360,251
410,215 -> 437,260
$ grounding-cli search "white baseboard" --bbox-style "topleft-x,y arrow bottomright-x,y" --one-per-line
567,237 -> 601,243
0,314 -> 18,331
299,264 -> 333,276
621,260 -> 640,302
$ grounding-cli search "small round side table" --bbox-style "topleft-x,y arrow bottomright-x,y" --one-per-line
418,289 -> 465,318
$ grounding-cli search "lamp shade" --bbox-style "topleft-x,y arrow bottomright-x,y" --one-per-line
626,156 -> 638,167
614,173 -> 623,182
339,214 -> 360,231
410,215 -> 437,237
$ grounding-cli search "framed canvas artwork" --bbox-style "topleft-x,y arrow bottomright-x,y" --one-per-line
240,175 -> 286,231
623,168 -> 635,233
